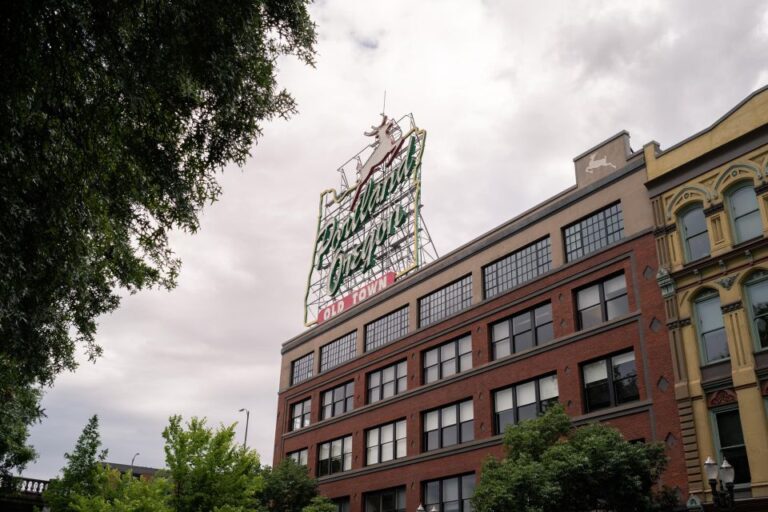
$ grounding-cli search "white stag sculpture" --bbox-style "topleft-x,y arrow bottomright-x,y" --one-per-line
350,115 -> 405,208
585,153 -> 617,174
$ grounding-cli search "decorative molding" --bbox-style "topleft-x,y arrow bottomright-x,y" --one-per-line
653,224 -> 677,238
755,182 -> 768,196
703,203 -> 725,217
656,267 -> 676,298
678,317 -> 692,328
717,275 -> 737,290
707,388 -> 737,408
721,301 -> 743,314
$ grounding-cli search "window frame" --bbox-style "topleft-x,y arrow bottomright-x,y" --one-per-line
286,448 -> 308,466
493,373 -> 559,434
319,331 -> 357,373
289,398 -> 311,431
744,271 -> 768,352
365,419 -> 407,466
418,275 -> 473,327
563,202 -> 624,262
365,306 -> 410,352
363,486 -> 407,512
726,181 -> 762,244
710,406 -> 751,486
423,473 -> 475,512
321,381 -> 354,420
490,302 -> 554,359
291,353 -> 314,386
678,203 -> 711,262
317,435 -> 353,477
422,399 -> 474,451
581,350 -> 640,413
422,334 -> 473,384
574,273 -> 629,330
367,360 -> 407,404
483,236 -> 552,299
693,290 -> 730,365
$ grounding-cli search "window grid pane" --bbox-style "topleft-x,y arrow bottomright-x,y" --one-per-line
366,420 -> 407,466
365,306 -> 410,352
423,400 -> 474,451
318,435 -> 353,477
368,360 -> 407,403
320,331 -> 357,373
582,351 -> 638,413
484,237 -> 552,299
364,487 -> 407,512
576,274 -> 628,330
287,448 -> 308,466
493,374 -> 559,434
564,203 -> 624,262
491,303 -> 554,359
291,353 -> 314,385
424,474 -> 475,512
423,335 -> 473,384
290,398 -> 311,431
418,276 -> 473,327
321,382 -> 354,419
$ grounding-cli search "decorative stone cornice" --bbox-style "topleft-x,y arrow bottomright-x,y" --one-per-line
656,267 -> 676,298
653,224 -> 677,238
755,182 -> 768,196
717,275 -> 737,290
703,203 -> 725,217
706,388 -> 737,408
721,301 -> 743,314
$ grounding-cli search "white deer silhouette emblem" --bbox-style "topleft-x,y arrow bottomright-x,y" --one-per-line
585,153 -> 616,174
350,115 -> 405,209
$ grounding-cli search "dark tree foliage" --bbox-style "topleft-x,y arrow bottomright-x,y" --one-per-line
259,459 -> 320,512
472,405 -> 679,512
0,364 -> 42,480
0,0 -> 315,472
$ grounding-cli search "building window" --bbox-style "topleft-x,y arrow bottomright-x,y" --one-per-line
423,400 -> 474,451
321,382 -> 354,420
418,275 -> 473,327
364,487 -> 406,512
423,335 -> 472,384
287,448 -> 308,466
564,203 -> 624,262
575,273 -> 628,329
291,353 -> 314,385
367,361 -> 407,404
746,272 -> 768,350
332,497 -> 350,512
679,204 -> 710,262
484,237 -> 552,299
424,474 -> 475,512
490,303 -> 553,359
317,435 -> 352,477
694,291 -> 729,363
365,307 -> 409,352
493,374 -> 559,434
713,408 -> 751,485
582,351 -> 639,413
366,420 -> 406,465
727,183 -> 762,243
320,331 -> 357,373
290,398 -> 311,431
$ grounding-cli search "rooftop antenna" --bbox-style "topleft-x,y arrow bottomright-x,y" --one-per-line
381,90 -> 387,116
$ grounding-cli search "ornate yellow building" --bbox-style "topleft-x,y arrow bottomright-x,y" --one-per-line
646,86 -> 768,507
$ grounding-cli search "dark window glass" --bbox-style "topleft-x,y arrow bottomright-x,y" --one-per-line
564,203 -> 624,262
423,335 -> 472,384
493,374 -> 558,434
424,474 -> 475,512
680,205 -> 710,261
491,303 -> 554,359
287,448 -> 308,466
290,398 -> 311,431
364,487 -> 406,512
291,353 -> 314,385
418,276 -> 472,327
367,360 -> 407,403
365,307 -> 409,352
714,409 -> 751,485
423,400 -> 473,451
694,293 -> 729,363
320,331 -> 357,372
321,382 -> 354,419
484,238 -> 552,299
317,435 -> 352,477
333,497 -> 350,512
576,274 -> 628,330
366,420 -> 407,465
746,273 -> 768,350
728,183 -> 762,243
582,351 -> 639,413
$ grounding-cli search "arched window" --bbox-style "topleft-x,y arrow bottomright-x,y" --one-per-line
694,291 -> 729,364
679,204 -> 710,262
745,271 -> 768,350
727,182 -> 762,243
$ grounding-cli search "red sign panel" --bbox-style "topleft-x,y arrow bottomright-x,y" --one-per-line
318,272 -> 396,325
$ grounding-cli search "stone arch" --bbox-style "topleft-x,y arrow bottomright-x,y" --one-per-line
712,162 -> 763,199
739,266 -> 768,287
666,185 -> 712,221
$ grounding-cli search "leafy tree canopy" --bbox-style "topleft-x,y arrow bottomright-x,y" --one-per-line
259,459 -> 321,512
0,0 -> 315,473
472,405 -> 678,512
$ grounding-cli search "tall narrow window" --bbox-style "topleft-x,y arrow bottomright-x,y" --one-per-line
289,398 -> 311,431
680,205 -> 710,262
582,351 -> 639,413
423,400 -> 474,451
366,420 -> 406,465
317,435 -> 352,477
367,361 -> 407,404
575,274 -> 628,330
321,382 -> 354,419
727,183 -> 762,243
291,353 -> 314,385
423,335 -> 472,384
713,408 -> 751,484
746,273 -> 768,350
694,292 -> 729,363
491,303 -> 554,359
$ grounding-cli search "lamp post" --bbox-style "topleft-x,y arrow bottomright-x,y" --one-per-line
704,456 -> 735,510
238,408 -> 250,449
130,452 -> 140,476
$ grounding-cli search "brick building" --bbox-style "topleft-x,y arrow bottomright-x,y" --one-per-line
273,122 -> 691,512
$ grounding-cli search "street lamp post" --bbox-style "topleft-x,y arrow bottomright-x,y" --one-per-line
704,456 -> 736,510
130,452 -> 140,476
238,408 -> 250,449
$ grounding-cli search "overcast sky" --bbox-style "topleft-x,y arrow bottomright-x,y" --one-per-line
24,0 -> 768,479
